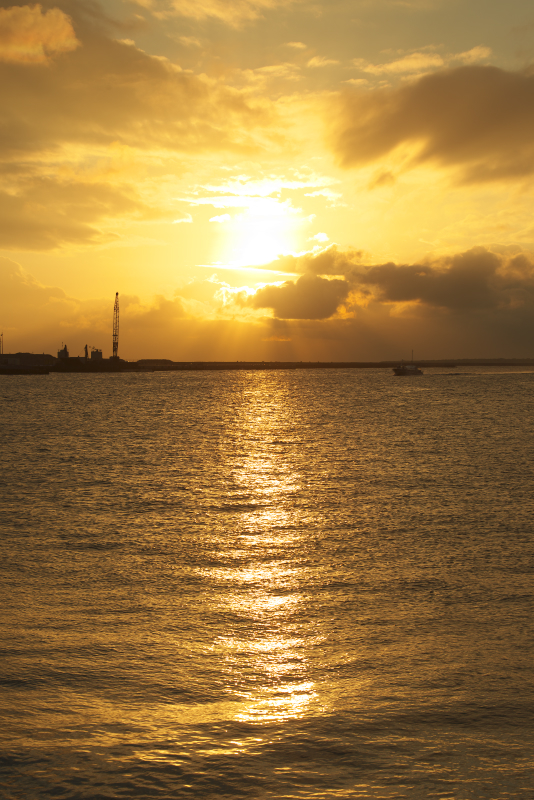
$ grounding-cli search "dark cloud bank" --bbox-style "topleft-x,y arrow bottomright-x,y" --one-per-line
234,245 -> 534,358
3,249 -> 534,359
331,65 -> 534,183
249,274 -> 351,320
241,245 -> 534,317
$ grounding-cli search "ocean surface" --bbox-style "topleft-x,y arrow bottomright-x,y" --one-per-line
1,367 -> 533,799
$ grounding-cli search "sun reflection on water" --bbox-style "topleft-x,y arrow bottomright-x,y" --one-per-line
200,375 -> 324,724
235,681 -> 318,723
209,574 -> 321,723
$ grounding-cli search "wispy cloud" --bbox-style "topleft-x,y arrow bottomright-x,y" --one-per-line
307,56 -> 339,68
352,45 -> 491,77
152,0 -> 300,25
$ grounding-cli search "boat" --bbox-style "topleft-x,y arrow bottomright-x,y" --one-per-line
393,363 -> 423,376
393,352 -> 423,376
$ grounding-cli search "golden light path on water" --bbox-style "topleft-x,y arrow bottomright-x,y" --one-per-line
199,377 -> 324,727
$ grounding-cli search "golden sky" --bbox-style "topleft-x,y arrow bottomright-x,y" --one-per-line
2,0 -> 534,360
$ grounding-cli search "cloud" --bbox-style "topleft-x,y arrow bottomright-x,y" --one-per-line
153,0 -> 298,25
0,256 -> 90,351
265,245 -> 366,276
353,52 -> 444,75
351,46 -> 490,79
123,293 -> 186,328
5,248 -> 534,361
0,255 -> 293,361
455,46 -> 492,65
368,169 -> 395,188
354,247 -> 534,311
234,264 -> 350,319
239,273 -> 350,319
357,248 -> 501,309
178,35 -> 202,48
0,34 -> 270,159
0,177 -> 163,249
0,255 -> 189,356
196,168 -> 338,198
304,188 -> 343,205
330,65 -> 534,183
307,56 -> 339,68
239,245 -> 534,321
0,255 -> 66,307
0,12 -> 283,248
0,4 -> 79,64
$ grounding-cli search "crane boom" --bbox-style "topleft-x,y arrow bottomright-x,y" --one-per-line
113,292 -> 119,358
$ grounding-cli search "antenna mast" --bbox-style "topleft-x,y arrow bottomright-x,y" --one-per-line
112,292 -> 119,358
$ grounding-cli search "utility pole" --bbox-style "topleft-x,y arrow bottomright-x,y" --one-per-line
0,332 -> 3,355
113,292 -> 119,359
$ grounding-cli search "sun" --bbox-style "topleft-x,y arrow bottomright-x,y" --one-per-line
221,199 -> 299,267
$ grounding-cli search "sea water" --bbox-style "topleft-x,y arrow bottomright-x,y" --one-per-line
1,368 -> 533,799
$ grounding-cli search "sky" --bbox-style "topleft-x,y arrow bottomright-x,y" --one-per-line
2,0 -> 534,361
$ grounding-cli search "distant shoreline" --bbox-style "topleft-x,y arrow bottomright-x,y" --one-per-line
2,354 -> 534,375
120,358 -> 534,372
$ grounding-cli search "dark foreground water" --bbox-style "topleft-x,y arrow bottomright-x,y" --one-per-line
1,368 -> 533,799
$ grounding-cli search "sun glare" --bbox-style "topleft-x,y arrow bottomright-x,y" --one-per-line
223,202 -> 299,267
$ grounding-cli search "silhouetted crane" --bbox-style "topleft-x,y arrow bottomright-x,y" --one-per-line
113,292 -> 119,359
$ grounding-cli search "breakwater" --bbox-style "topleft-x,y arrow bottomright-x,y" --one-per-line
52,358 -> 534,372
3,354 -> 534,375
